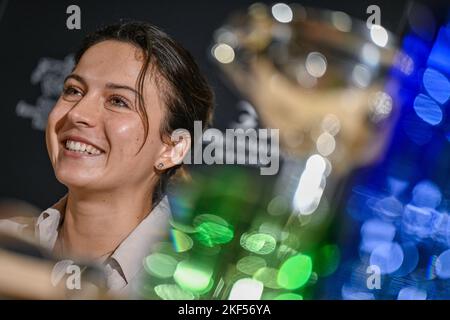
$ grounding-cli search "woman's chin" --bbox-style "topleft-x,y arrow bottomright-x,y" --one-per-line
55,170 -> 101,190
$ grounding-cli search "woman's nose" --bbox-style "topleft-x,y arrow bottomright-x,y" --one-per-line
66,94 -> 101,127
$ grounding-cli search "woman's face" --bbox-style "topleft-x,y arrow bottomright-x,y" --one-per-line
46,40 -> 167,192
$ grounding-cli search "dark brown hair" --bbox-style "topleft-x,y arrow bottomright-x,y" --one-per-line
74,21 -> 214,205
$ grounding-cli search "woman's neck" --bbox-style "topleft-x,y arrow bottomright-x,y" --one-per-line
57,188 -> 153,261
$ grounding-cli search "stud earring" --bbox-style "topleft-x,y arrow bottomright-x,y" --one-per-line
157,163 -> 164,169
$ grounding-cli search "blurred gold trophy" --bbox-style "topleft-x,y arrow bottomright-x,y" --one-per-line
0,233 -> 112,299
0,200 -> 112,299
211,4 -> 399,176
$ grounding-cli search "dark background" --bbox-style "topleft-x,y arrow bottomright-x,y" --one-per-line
0,0 -> 429,210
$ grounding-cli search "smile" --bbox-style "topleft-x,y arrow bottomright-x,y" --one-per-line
65,140 -> 102,155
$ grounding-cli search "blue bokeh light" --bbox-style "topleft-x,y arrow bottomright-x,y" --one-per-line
393,242 -> 419,276
341,284 -> 375,300
402,204 -> 436,239
369,242 -> 404,274
360,219 -> 396,254
373,196 -> 403,220
413,93 -> 443,125
397,287 -> 427,300
436,249 -> 450,279
324,23 -> 450,299
412,180 -> 442,209
423,68 -> 450,104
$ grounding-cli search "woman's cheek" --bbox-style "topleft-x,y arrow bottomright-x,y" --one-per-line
46,106 -> 64,163
111,119 -> 146,154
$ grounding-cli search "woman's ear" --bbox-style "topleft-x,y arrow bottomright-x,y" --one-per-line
154,129 -> 191,170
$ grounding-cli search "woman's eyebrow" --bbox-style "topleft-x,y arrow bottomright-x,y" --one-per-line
106,83 -> 142,99
63,74 -> 142,99
64,73 -> 86,86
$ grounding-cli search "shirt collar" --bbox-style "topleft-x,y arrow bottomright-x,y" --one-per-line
35,195 -> 171,284
35,195 -> 67,250
109,196 -> 171,283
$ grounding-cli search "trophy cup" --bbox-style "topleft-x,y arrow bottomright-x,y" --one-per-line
211,3 -> 399,176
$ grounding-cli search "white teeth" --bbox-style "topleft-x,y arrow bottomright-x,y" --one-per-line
65,140 -> 101,155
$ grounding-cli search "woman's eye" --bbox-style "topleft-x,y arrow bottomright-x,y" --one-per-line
109,96 -> 130,108
63,86 -> 81,96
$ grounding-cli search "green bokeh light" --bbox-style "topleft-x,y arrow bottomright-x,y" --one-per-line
143,253 -> 178,279
153,241 -> 177,255
194,214 -> 229,228
236,256 -> 267,275
240,232 -> 277,255
173,260 -> 214,294
258,222 -> 282,241
253,267 -> 281,289
170,229 -> 194,252
154,284 -> 196,300
169,219 -> 197,234
277,254 -> 313,290
274,293 -> 303,300
195,221 -> 234,247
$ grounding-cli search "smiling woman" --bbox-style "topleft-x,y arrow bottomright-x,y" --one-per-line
0,21 -> 214,296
